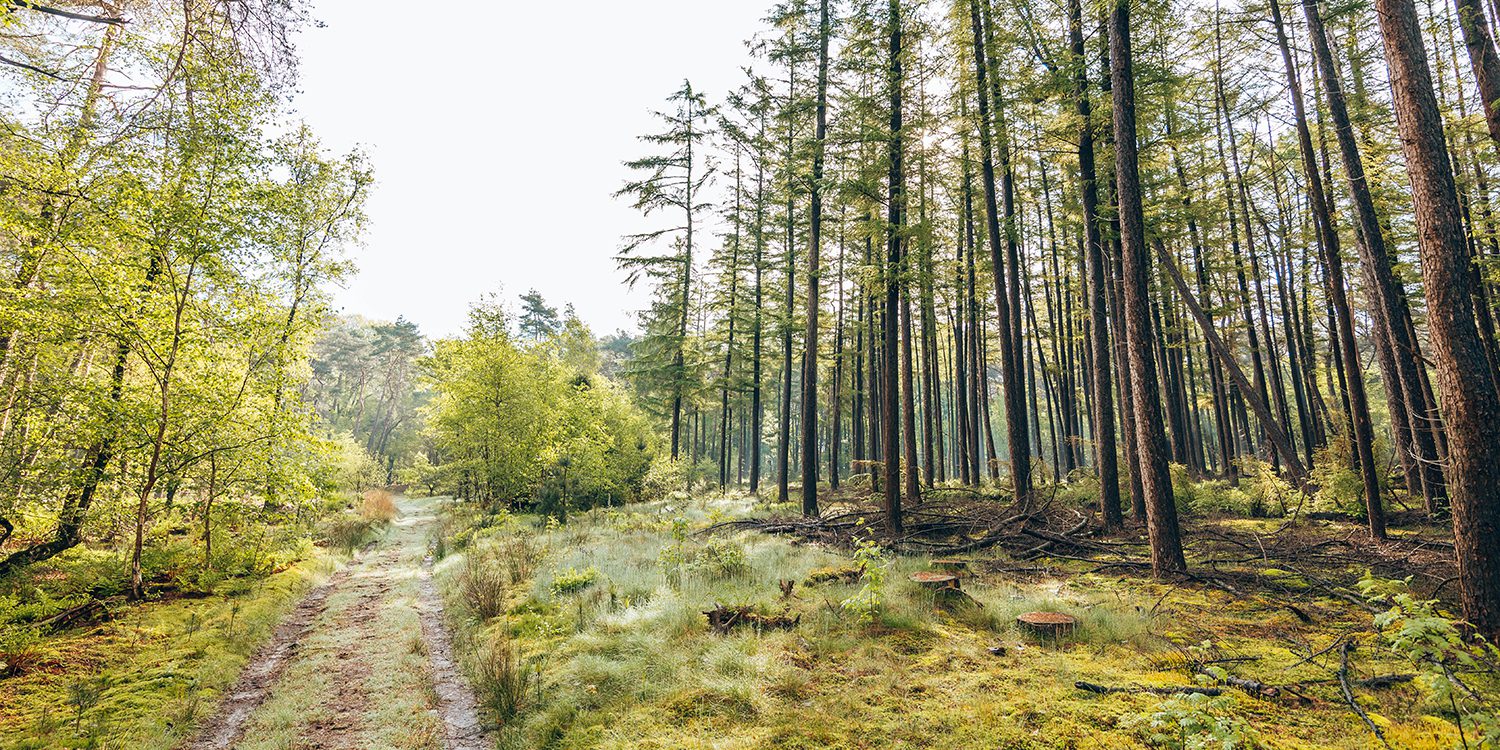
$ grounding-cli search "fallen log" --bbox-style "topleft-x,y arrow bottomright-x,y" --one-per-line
703,604 -> 800,634
37,596 -> 124,631
1075,680 -> 1223,696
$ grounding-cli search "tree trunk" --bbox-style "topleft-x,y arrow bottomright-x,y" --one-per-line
801,0 -> 831,516
1374,0 -> 1500,638
1109,0 -> 1187,574
1267,0 -> 1385,537
882,0 -> 905,532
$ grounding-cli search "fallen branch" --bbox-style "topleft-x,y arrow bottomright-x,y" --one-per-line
1337,641 -> 1394,749
1074,680 -> 1223,696
36,596 -> 124,631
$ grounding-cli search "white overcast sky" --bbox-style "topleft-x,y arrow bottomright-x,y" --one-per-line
293,1 -> 767,339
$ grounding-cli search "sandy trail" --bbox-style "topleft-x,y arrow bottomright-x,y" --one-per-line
183,497 -> 489,749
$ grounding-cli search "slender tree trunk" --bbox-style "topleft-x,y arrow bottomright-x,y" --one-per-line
882,0 -> 905,532
1301,0 -> 1448,512
968,0 -> 1031,502
801,0 -> 831,516
1267,0 -> 1385,537
1109,0 -> 1186,573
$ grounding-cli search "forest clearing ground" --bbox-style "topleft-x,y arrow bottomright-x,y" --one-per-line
192,496 -> 486,750
437,493 -> 1476,750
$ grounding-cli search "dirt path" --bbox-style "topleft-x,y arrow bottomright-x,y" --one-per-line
418,555 -> 489,750
184,497 -> 490,750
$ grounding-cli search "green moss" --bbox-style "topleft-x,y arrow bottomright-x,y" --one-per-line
0,550 -> 337,749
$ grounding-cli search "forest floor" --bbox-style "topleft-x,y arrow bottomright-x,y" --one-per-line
434,491 -> 1488,750
7,492 -> 1489,749
2,496 -> 488,750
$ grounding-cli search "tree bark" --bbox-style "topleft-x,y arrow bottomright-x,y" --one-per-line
1109,0 -> 1187,574
1375,0 -> 1500,638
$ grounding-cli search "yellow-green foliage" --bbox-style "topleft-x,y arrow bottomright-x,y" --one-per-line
423,317 -> 656,510
549,566 -> 600,597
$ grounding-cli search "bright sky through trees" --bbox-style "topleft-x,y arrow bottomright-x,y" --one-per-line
296,1 -> 766,337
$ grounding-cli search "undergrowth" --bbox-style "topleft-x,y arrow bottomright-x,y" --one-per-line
428,488 -> 1476,750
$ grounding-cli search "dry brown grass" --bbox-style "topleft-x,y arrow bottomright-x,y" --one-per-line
361,489 -> 399,523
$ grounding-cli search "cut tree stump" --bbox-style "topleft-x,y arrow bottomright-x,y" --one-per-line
909,571 -> 961,591
1016,611 -> 1077,638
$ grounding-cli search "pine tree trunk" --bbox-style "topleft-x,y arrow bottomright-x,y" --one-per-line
1375,0 -> 1500,638
1301,0 -> 1448,512
1267,0 -> 1385,537
968,0 -> 1031,502
1109,0 -> 1187,573
801,0 -> 831,516
882,0 -> 905,532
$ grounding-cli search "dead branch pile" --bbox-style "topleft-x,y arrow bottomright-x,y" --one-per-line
703,604 -> 800,634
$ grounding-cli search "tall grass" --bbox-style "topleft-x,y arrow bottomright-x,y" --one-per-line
361,489 -> 399,522
470,631 -> 538,723
460,548 -> 509,620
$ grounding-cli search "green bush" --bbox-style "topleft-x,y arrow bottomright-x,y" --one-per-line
840,524 -> 888,626
1309,441 -> 1368,516
1360,575 -> 1500,745
686,538 -> 748,579
0,624 -> 42,677
549,566 -> 599,597
1123,691 -> 1258,749
642,458 -> 689,500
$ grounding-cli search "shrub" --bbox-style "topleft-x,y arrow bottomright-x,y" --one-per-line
840,523 -> 888,626
549,566 -> 599,597
460,551 -> 509,620
1123,691 -> 1258,749
642,458 -> 688,500
1309,441 -> 1367,516
0,626 -> 43,677
1237,458 -> 1296,517
687,538 -> 748,579
471,633 -> 539,723
1359,575 -> 1500,745
360,489 -> 399,522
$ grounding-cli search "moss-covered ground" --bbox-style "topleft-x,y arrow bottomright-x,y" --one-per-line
437,494 -> 1479,750
0,550 -> 337,749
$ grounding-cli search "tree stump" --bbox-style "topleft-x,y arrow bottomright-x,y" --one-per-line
1016,611 -> 1077,639
909,571 -> 961,591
